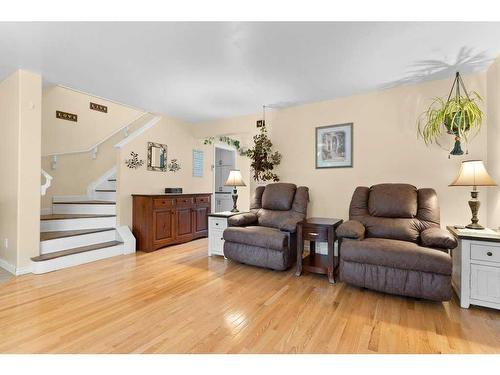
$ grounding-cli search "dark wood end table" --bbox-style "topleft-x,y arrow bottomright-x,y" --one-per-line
295,217 -> 343,284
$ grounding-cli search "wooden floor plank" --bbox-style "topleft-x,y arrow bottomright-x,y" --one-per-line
0,238 -> 499,353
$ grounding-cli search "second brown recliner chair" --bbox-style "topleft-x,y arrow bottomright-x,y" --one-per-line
336,183 -> 457,301
223,183 -> 309,271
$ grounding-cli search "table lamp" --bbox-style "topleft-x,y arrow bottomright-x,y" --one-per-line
224,169 -> 246,212
449,160 -> 497,229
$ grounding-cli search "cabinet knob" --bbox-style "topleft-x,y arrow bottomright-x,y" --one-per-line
215,222 -> 219,226
221,237 -> 224,240
487,251 -> 493,256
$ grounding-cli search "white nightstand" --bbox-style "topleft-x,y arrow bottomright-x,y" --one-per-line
208,211 -> 245,257
448,226 -> 500,310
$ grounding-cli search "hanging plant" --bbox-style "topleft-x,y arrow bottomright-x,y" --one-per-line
203,136 -> 246,156
244,121 -> 282,182
167,158 -> 181,172
418,72 -> 483,156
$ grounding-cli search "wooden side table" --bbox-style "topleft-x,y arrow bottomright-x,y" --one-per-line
295,217 -> 343,284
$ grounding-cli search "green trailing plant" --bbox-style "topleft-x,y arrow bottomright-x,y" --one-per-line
203,136 -> 246,156
417,72 -> 483,156
244,122 -> 282,182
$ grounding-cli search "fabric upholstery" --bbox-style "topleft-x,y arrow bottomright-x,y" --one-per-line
336,220 -> 365,240
223,183 -> 308,271
339,183 -> 455,301
261,183 -> 296,211
421,227 -> 458,250
228,212 -> 258,227
368,183 -> 418,218
341,238 -> 452,275
223,226 -> 288,251
224,241 -> 294,271
340,260 -> 451,301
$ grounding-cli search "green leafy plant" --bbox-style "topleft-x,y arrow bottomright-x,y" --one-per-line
244,122 -> 282,182
203,136 -> 246,156
418,73 -> 483,155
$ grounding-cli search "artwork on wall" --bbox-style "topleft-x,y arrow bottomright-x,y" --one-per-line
315,123 -> 353,168
168,158 -> 181,172
125,151 -> 144,169
192,149 -> 204,177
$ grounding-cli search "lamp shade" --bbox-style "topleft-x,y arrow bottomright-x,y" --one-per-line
224,169 -> 246,187
449,160 -> 497,187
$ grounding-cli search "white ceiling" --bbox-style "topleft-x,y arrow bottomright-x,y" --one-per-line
1,22 -> 500,123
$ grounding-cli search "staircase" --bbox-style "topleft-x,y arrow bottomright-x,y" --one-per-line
32,171 -> 135,274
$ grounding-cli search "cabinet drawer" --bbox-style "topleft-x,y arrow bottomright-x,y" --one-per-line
153,198 -> 174,209
471,243 -> 500,264
176,197 -> 194,207
470,264 -> 500,304
302,226 -> 328,241
196,196 -> 210,205
209,217 -> 227,230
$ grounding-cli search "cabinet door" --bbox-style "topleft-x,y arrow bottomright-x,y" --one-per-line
193,206 -> 209,235
175,207 -> 194,241
470,264 -> 500,304
153,208 -> 176,247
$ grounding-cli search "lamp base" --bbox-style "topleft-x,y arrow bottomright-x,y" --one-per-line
231,187 -> 239,212
465,223 -> 484,230
466,189 -> 483,230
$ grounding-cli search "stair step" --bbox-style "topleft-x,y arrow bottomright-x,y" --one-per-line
95,189 -> 116,192
41,214 -> 116,220
40,228 -> 115,241
53,200 -> 116,205
32,241 -> 123,262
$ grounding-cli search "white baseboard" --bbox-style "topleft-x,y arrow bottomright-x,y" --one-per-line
0,258 -> 16,275
304,241 -> 338,256
0,259 -> 31,275
16,265 -> 32,275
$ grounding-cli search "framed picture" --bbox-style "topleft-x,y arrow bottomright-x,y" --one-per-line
315,123 -> 353,168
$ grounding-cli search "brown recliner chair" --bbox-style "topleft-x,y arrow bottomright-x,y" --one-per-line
223,183 -> 309,271
336,183 -> 457,301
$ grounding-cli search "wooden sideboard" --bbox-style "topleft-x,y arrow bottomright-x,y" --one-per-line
132,193 -> 212,252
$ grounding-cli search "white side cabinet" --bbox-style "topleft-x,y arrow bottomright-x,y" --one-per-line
449,226 -> 500,310
208,212 -> 244,257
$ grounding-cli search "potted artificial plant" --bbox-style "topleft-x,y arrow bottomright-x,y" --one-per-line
418,72 -> 483,156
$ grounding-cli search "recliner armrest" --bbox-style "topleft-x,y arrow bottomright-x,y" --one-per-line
336,220 -> 365,240
227,212 -> 258,227
421,227 -> 457,250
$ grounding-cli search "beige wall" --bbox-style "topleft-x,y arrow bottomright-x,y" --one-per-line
42,85 -> 144,155
191,73 -> 489,228
0,70 -> 42,271
117,115 -> 211,228
487,56 -> 500,229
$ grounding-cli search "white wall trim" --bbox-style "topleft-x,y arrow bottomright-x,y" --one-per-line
87,166 -> 117,199
113,116 -> 162,149
16,265 -> 32,276
0,258 -> 16,275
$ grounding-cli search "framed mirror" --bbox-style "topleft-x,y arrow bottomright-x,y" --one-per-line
147,142 -> 168,171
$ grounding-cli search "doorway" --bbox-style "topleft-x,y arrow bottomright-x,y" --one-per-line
213,145 -> 236,213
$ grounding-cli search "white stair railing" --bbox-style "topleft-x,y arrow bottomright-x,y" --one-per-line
44,112 -> 151,169
41,169 -> 53,195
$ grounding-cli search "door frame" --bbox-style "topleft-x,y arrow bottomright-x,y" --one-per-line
212,142 -> 237,213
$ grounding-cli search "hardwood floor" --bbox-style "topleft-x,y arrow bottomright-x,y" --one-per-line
0,238 -> 499,353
